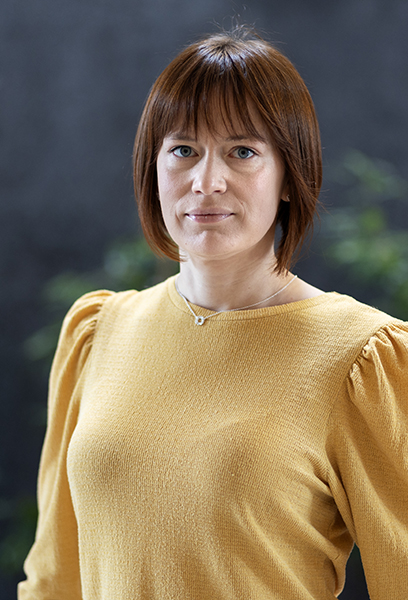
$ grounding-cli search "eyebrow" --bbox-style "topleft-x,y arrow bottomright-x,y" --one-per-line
167,132 -> 268,144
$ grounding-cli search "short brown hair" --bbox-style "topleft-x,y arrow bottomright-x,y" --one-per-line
133,27 -> 322,273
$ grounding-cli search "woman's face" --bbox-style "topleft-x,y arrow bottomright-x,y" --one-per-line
156,108 -> 287,266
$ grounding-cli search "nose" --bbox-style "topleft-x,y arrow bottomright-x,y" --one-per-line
191,155 -> 227,196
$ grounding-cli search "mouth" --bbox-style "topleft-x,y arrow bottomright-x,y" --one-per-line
185,210 -> 233,223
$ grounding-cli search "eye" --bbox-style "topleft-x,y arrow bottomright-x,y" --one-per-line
232,147 -> 255,159
172,146 -> 195,158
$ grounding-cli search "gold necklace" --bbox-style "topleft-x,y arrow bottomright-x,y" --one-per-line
175,275 -> 298,326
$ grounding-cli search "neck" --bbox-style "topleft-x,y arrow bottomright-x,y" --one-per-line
176,252 -> 295,312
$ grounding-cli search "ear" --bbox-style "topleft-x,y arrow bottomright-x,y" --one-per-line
281,184 -> 290,202
280,179 -> 290,202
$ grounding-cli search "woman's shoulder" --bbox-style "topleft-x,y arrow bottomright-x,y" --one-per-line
313,291 -> 406,339
60,277 -> 176,347
64,277 -> 174,327
350,319 -> 408,379
322,293 -> 408,404
342,309 -> 408,392
60,290 -> 117,345
286,290 -> 407,381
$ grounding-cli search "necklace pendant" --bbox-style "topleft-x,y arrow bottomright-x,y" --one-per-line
195,316 -> 205,326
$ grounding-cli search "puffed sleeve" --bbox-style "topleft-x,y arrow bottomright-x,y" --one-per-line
326,323 -> 408,599
18,290 -> 114,600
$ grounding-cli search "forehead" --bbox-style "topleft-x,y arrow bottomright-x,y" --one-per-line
167,116 -> 269,145
162,89 -> 270,142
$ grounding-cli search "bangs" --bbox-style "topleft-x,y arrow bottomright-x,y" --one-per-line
152,50 -> 267,145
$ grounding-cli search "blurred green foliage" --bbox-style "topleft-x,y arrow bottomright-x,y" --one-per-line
322,149 -> 408,319
4,151 -> 408,592
0,498 -> 38,575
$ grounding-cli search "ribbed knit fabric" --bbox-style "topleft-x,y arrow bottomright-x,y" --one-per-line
18,276 -> 408,600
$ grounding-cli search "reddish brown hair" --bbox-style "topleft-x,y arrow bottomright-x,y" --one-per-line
133,27 -> 322,273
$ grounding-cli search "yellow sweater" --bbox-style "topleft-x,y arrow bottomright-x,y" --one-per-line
18,276 -> 408,600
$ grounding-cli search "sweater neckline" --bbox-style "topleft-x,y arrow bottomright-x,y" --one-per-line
166,275 -> 339,322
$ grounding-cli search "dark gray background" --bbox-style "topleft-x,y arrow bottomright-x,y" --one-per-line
1,0 -> 407,598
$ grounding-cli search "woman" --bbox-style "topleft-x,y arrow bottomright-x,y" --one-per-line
19,27 -> 408,600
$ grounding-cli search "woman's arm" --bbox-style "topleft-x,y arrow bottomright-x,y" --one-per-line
327,322 -> 408,599
18,291 -> 113,600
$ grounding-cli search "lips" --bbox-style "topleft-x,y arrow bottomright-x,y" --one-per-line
186,213 -> 232,223
185,209 -> 233,223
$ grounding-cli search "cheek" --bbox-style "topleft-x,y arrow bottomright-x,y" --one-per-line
156,163 -> 168,199
156,174 -> 181,235
157,167 -> 183,203
249,173 -> 282,210
157,173 -> 175,221
156,151 -> 173,197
